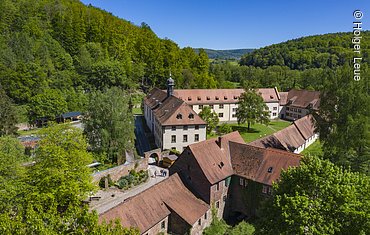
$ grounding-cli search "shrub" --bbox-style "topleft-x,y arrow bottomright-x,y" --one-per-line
99,174 -> 114,188
116,170 -> 148,190
218,123 -> 233,135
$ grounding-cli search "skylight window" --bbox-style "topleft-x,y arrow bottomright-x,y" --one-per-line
268,167 -> 273,173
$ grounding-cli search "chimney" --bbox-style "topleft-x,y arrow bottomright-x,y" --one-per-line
217,136 -> 223,149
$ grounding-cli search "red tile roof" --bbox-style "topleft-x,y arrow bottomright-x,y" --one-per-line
285,89 -> 320,109
153,96 -> 206,126
293,115 -> 316,140
279,92 -> 288,105
172,88 -> 280,105
144,88 -> 206,126
99,173 -> 209,233
249,115 -> 317,152
187,132 -> 245,184
143,88 -> 168,109
230,142 -> 301,185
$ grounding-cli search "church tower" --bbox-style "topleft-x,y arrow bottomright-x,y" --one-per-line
167,73 -> 175,97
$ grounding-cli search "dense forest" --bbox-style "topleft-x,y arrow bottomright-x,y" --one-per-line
240,32 -> 370,69
194,48 -> 254,60
0,0 -> 217,122
211,32 -> 370,91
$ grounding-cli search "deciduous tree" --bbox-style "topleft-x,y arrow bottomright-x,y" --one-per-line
258,156 -> 370,235
236,89 -> 269,131
84,87 -> 135,164
314,66 -> 370,175
0,89 -> 18,136
199,106 -> 219,134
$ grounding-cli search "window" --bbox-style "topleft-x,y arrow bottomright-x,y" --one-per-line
233,95 -> 238,100
273,107 -> 277,110
216,201 -> 220,208
262,185 -> 268,194
204,212 -> 207,220
232,114 -> 236,118
197,96 -> 201,101
224,96 -> 228,100
176,113 -> 182,119
215,96 -> 219,100
171,135 -> 176,143
286,107 -> 290,111
172,126 -> 176,131
195,125 -> 199,130
232,108 -> 237,112
219,104 -> 224,109
206,96 -> 210,100
223,195 -> 227,202
244,179 -> 248,187
216,182 -> 219,191
183,135 -> 188,142
189,113 -> 194,119
188,97 -> 192,101
195,134 -> 199,142
161,221 -> 166,229
198,219 -> 201,225
199,105 -> 203,109
218,113 -> 224,118
268,187 -> 273,195
273,112 -> 277,116
209,104 -> 214,109
239,178 -> 244,186
183,125 -> 188,130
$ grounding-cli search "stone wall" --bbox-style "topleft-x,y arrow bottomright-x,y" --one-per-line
92,157 -> 148,183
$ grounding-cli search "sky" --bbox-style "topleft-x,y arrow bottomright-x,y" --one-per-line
80,0 -> 369,50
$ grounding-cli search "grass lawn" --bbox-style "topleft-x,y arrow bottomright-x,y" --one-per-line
301,140 -> 323,157
208,120 -> 292,143
17,128 -> 40,136
132,107 -> 143,115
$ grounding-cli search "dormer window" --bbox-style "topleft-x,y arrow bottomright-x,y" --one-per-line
233,96 -> 238,100
215,96 -> 219,100
197,96 -> 201,101
224,96 -> 228,100
189,113 -> 194,120
270,95 -> 274,99
268,167 -> 273,173
176,113 -> 182,119
206,96 -> 210,100
188,97 -> 192,101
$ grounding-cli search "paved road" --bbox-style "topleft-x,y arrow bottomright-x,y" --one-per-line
89,166 -> 169,214
134,115 -> 151,155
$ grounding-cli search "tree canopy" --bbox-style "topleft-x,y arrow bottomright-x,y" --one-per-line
258,156 -> 370,235
83,87 -> 135,164
0,125 -> 139,234
0,89 -> 18,136
314,66 -> 369,175
199,106 -> 219,134
236,89 -> 269,130
0,0 -> 214,124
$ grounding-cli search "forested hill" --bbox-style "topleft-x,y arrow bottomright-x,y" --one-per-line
0,0 -> 215,107
194,48 -> 254,60
240,32 -> 370,69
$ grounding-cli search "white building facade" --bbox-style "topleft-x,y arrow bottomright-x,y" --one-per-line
144,78 -> 207,152
173,88 -> 281,121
